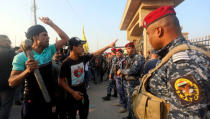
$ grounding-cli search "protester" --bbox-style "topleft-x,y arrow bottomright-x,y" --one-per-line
58,37 -> 117,119
104,52 -> 113,81
51,50 -> 64,118
12,47 -> 24,106
89,55 -> 105,84
0,35 -> 16,119
8,17 -> 70,119
84,61 -> 90,88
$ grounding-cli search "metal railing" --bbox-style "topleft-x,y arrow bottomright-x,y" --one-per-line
189,35 -> 210,51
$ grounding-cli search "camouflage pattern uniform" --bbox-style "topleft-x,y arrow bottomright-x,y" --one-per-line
106,56 -> 117,97
120,53 -> 145,119
112,56 -> 127,109
147,36 -> 210,119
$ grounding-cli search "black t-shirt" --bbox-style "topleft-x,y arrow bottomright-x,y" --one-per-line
59,54 -> 93,87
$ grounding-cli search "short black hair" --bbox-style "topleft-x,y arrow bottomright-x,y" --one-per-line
25,25 -> 47,40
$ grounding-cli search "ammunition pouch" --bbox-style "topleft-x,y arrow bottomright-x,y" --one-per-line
132,86 -> 170,119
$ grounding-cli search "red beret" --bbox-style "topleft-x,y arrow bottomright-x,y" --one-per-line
143,6 -> 176,29
111,48 -> 116,52
125,42 -> 134,47
116,48 -> 123,53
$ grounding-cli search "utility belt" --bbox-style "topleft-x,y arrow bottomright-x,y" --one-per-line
132,44 -> 210,119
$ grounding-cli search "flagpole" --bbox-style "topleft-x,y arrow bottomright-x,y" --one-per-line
33,0 -> 37,25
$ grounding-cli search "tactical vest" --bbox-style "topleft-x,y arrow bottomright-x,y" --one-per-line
132,44 -> 210,119
124,54 -> 140,81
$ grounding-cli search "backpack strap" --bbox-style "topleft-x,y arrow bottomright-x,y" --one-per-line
139,44 -> 210,92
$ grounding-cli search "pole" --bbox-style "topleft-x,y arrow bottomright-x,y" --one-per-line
21,39 -> 51,103
33,0 -> 37,25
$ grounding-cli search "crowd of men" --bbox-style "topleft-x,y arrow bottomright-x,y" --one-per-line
0,6 -> 209,119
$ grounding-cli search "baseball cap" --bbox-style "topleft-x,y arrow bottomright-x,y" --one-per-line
68,37 -> 86,47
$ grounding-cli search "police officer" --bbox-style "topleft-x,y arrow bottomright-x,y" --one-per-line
117,42 -> 145,119
112,48 -> 127,113
136,6 -> 210,118
144,50 -> 158,74
102,48 -> 118,101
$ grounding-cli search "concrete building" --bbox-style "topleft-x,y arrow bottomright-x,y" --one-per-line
120,0 -> 184,58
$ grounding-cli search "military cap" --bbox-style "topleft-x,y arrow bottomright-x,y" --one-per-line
143,6 -> 176,29
125,42 -> 134,48
116,48 -> 123,53
111,48 -> 116,53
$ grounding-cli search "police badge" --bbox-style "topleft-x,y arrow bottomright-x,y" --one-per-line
170,75 -> 201,105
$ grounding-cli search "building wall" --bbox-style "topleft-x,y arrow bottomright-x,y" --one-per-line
121,0 -> 184,57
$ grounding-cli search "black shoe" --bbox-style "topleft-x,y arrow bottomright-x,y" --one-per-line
111,94 -> 118,98
102,95 -> 111,101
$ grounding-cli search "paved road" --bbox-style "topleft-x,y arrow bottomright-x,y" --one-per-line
88,81 -> 128,119
9,81 -> 210,119
9,81 -> 128,119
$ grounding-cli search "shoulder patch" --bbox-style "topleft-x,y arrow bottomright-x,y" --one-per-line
170,75 -> 201,105
172,51 -> 190,62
